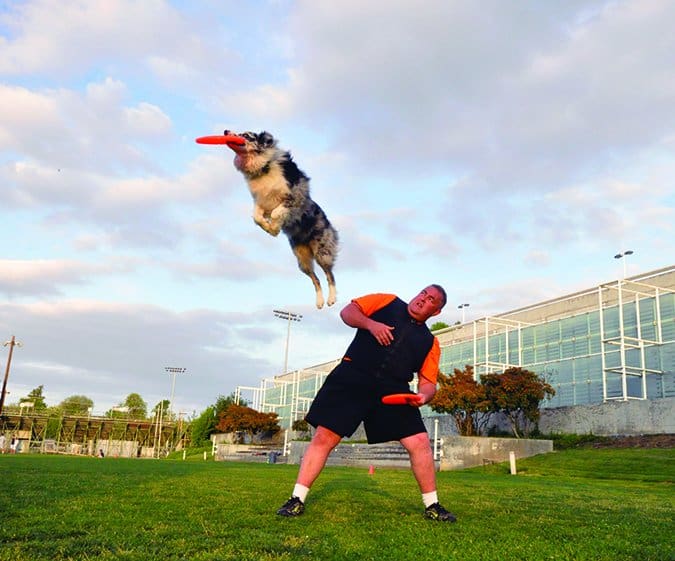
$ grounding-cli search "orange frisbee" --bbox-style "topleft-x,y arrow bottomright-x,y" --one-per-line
195,134 -> 246,146
381,393 -> 422,406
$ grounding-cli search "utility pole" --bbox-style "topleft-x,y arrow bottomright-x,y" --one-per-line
1,336 -> 23,415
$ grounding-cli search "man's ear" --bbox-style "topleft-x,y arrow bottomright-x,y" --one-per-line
431,308 -> 441,317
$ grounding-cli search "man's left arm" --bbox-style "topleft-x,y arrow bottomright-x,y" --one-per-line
414,337 -> 440,406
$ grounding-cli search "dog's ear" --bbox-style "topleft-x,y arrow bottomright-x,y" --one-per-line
258,131 -> 277,148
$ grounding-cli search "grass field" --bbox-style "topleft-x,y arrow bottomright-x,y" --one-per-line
0,448 -> 673,561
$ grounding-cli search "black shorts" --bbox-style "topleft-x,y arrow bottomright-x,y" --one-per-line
304,361 -> 427,444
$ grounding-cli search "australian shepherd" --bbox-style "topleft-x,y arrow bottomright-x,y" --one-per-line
224,130 -> 339,309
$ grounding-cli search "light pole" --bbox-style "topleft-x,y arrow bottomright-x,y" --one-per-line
274,310 -> 303,431
614,250 -> 634,279
165,366 -> 186,420
1,335 -> 23,415
457,303 -> 470,324
273,310 -> 302,374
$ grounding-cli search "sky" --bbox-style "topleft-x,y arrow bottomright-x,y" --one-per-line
1,0 -> 674,417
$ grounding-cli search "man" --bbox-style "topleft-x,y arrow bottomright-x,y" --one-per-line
277,284 -> 456,522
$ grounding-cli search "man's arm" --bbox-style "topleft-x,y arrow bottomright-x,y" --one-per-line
340,302 -> 395,346
416,377 -> 437,406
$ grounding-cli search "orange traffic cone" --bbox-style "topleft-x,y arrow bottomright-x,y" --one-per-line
368,464 -> 375,475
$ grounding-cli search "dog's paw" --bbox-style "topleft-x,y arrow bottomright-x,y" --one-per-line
315,295 -> 325,309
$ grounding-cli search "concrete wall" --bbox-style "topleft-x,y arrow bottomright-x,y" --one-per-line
439,436 -> 552,471
539,397 -> 675,436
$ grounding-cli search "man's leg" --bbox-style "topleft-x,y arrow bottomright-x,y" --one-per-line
297,425 -> 342,487
400,432 -> 436,493
277,425 -> 342,516
400,432 -> 456,522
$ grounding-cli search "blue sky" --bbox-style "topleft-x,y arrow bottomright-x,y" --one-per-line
1,0 -> 673,417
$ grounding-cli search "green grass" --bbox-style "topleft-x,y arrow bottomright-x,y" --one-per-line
0,449 -> 673,561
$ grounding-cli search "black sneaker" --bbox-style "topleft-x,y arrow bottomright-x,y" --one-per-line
424,502 -> 457,522
277,496 -> 305,517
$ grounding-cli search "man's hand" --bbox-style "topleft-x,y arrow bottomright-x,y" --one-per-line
340,302 -> 395,345
368,321 -> 395,346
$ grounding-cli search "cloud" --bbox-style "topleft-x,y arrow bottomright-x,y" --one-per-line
0,80 -> 172,173
0,259 -> 136,297
0,299 -> 279,414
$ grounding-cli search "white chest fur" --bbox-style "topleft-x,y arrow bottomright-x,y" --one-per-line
246,165 -> 291,213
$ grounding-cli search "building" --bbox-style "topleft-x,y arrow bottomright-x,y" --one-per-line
237,265 -> 675,433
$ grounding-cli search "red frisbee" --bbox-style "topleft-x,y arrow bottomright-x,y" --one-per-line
381,393 -> 422,406
195,134 -> 246,146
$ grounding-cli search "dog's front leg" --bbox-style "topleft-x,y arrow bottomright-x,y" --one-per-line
266,205 -> 290,237
252,205 -> 278,236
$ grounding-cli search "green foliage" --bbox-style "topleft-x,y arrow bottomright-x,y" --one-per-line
188,393 -> 245,446
123,393 -> 148,419
430,321 -> 450,331
542,432 -> 613,450
480,367 -> 556,437
24,385 -> 48,411
190,405 -> 217,446
58,395 -> 94,416
151,399 -> 171,420
0,450 -> 672,561
165,445 -> 214,461
292,419 -> 310,432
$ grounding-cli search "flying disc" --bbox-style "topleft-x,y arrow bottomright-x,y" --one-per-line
381,393 -> 422,406
195,134 -> 246,146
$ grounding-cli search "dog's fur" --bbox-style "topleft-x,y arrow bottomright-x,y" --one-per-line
224,130 -> 338,309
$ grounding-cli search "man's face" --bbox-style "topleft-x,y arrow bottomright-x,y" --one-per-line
408,286 -> 444,322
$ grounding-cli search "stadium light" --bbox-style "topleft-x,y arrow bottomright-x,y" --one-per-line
0,335 -> 23,416
614,250 -> 634,279
273,310 -> 302,374
457,303 -> 470,324
165,367 -> 187,419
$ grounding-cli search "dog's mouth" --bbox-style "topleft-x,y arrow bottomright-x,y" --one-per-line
222,130 -> 248,153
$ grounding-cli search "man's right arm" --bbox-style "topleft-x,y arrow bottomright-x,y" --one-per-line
340,302 -> 395,346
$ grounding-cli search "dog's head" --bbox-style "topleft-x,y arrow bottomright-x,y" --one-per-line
224,130 -> 279,176
223,130 -> 277,155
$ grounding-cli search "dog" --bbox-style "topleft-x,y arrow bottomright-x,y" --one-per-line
223,130 -> 339,309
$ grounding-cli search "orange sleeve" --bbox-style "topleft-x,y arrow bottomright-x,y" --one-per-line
418,337 -> 440,385
351,293 -> 397,316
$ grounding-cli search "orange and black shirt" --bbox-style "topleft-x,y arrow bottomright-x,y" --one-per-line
342,293 -> 440,385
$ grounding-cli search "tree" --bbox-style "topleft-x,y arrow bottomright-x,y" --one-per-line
24,385 -> 48,411
215,404 -> 280,442
430,321 -> 450,332
189,394 -> 247,446
430,366 -> 490,436
190,405 -> 217,446
481,367 -> 556,438
152,399 -> 171,420
59,395 -> 94,416
106,393 -> 148,419
292,419 -> 310,433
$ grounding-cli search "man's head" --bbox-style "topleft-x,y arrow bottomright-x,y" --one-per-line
408,284 -> 447,322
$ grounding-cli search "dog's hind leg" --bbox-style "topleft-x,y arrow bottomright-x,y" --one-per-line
314,253 -> 336,307
312,228 -> 338,307
292,244 -> 325,309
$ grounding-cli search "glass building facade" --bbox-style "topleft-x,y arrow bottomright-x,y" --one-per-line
237,266 -> 675,429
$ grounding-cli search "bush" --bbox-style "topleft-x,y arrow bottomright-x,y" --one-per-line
542,432 -> 612,450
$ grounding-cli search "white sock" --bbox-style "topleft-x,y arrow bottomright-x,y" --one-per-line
422,491 -> 438,508
292,484 -> 309,503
